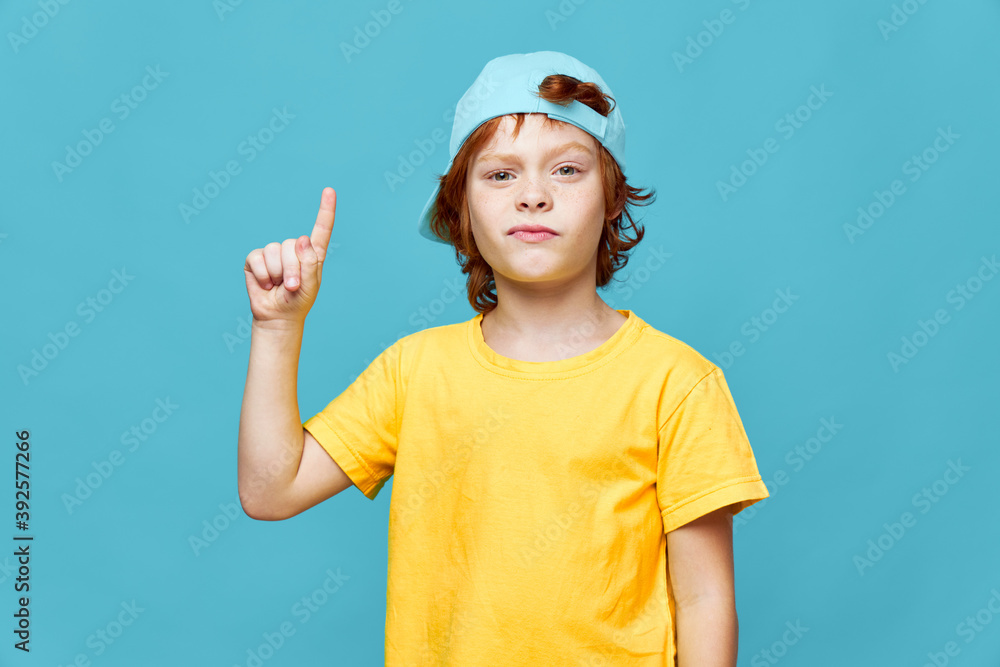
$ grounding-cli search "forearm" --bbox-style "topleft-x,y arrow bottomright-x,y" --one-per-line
237,319 -> 307,513
675,596 -> 738,667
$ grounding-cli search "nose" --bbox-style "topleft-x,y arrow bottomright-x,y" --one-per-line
516,175 -> 552,213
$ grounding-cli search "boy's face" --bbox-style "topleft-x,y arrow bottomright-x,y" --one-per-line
465,113 -> 606,291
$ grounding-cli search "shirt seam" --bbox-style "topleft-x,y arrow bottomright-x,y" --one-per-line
659,474 -> 763,518
468,320 -> 647,380
656,367 -> 719,433
393,341 -> 403,441
315,411 -> 381,489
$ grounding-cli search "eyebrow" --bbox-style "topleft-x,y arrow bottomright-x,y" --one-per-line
475,140 -> 594,165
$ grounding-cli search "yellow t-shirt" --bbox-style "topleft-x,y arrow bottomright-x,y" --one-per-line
303,309 -> 769,665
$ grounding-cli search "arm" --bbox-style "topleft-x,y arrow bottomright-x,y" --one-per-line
237,320 -> 354,521
237,187 -> 354,521
667,504 -> 739,667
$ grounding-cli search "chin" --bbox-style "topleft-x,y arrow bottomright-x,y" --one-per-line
499,263 -> 564,283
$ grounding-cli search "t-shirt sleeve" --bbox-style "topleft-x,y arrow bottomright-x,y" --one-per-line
657,367 -> 769,534
302,340 -> 402,501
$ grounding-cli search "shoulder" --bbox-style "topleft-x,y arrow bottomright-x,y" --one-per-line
394,316 -> 469,351
631,313 -> 720,381
629,317 -> 739,430
383,316 -> 471,371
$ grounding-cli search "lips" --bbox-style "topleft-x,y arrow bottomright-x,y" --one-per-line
508,225 -> 557,235
510,230 -> 556,242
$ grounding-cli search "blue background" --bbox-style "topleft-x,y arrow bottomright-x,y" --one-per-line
2,0 -> 999,664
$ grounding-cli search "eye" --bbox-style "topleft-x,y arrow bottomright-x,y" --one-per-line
489,170 -> 512,182
558,165 -> 579,176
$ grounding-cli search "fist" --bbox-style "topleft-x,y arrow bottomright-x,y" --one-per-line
243,187 -> 337,325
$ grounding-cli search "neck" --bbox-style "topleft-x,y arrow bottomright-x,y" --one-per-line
479,276 -> 625,362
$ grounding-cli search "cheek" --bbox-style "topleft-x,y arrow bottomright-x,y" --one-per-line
469,190 -> 506,227
576,188 -> 606,228
580,193 -> 607,247
589,192 -> 606,219
571,174 -> 606,218
467,182 -> 487,210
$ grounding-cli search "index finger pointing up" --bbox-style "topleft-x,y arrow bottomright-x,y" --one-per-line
310,187 -> 337,263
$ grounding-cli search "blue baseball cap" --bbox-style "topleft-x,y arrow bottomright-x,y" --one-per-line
416,50 -> 627,245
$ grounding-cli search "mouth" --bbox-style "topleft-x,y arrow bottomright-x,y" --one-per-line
508,225 -> 557,242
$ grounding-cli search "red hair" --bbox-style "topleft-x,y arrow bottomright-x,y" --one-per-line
426,74 -> 656,314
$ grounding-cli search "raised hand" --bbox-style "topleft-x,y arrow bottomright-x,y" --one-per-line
243,187 -> 337,326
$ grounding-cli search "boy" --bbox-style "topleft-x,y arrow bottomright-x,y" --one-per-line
238,51 -> 770,666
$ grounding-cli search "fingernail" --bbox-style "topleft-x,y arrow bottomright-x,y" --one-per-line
287,277 -> 298,287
